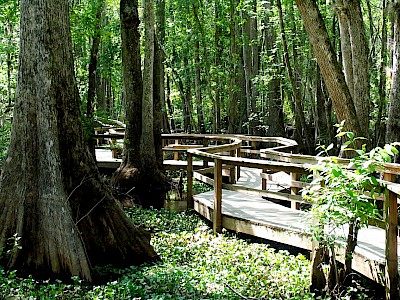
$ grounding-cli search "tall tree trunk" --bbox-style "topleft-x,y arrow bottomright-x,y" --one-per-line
5,22 -> 13,106
183,55 -> 193,133
386,2 -> 400,144
192,0 -> 212,133
336,1 -> 354,99
315,66 -> 329,145
117,0 -> 143,170
166,76 -> 176,131
86,0 -> 104,157
250,0 -> 258,115
154,36 -> 164,170
264,0 -> 285,137
277,0 -> 312,153
0,0 -> 157,281
241,8 -> 252,134
193,37 -> 205,133
96,75 -> 107,111
213,0 -> 222,133
295,0 -> 365,139
156,0 -> 169,134
228,0 -> 238,133
343,0 -> 370,137
375,0 -> 388,146
112,0 -> 168,208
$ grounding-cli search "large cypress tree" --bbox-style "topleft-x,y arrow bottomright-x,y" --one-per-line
0,0 -> 157,281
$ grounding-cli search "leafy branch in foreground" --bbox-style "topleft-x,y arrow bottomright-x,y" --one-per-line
303,126 -> 399,294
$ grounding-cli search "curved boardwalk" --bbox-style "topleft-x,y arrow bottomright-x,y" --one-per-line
95,132 -> 400,295
192,167 -> 398,285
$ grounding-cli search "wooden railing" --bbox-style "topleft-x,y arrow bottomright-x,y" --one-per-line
162,133 -> 399,299
94,130 -> 399,298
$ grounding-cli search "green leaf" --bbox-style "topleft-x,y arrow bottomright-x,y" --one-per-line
384,144 -> 394,156
355,149 -> 365,156
346,132 -> 354,139
326,143 -> 334,151
336,131 -> 347,138
332,169 -> 341,177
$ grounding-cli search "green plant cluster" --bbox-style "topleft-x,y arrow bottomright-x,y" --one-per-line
303,129 -> 399,246
0,208 -> 377,299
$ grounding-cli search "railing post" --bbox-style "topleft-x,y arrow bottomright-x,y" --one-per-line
383,172 -> 399,300
262,168 -> 268,190
213,158 -> 223,233
111,138 -> 117,158
251,141 -> 257,158
203,138 -> 209,167
187,152 -> 194,209
236,148 -> 241,179
290,172 -> 300,210
174,139 -> 179,160
162,138 -> 165,161
229,150 -> 236,184
290,146 -> 300,210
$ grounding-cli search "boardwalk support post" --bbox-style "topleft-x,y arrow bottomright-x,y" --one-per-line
236,148 -> 241,179
229,150 -> 237,184
383,172 -> 399,300
174,139 -> 179,160
290,172 -> 300,210
187,152 -> 194,209
203,138 -> 209,167
213,158 -> 223,233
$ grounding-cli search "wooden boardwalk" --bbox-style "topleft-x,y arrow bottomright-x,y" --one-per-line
96,148 -> 213,170
95,144 -> 399,288
193,167 -> 400,285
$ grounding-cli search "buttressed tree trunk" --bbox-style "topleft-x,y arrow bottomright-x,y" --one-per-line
112,0 -> 168,208
0,0 -> 157,281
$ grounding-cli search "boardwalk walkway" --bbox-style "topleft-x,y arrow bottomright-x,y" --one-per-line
94,139 -> 399,288
193,167 -> 399,285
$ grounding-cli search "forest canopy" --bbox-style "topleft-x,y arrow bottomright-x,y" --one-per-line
1,0 -> 399,153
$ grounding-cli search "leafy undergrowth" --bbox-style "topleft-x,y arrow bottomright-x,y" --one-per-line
1,208 -> 379,299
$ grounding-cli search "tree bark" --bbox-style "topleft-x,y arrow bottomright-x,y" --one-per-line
192,1 -> 207,134
241,8 -> 252,134
228,0 -> 239,133
156,0 -> 169,134
141,0 -> 157,168
375,0 -> 388,146
336,0 -> 354,99
264,0 -> 285,137
277,0 -> 312,153
0,0 -> 157,281
295,0 -> 365,139
213,0 -> 222,133
154,36 -> 164,170
166,75 -> 176,131
315,66 -> 329,145
86,0 -> 104,157
386,2 -> 400,143
112,0 -> 168,208
342,0 -> 370,136
118,0 -> 143,169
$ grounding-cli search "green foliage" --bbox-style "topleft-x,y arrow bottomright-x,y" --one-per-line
0,208 -> 339,299
0,0 -> 19,105
303,127 -> 398,250
0,120 -> 11,166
